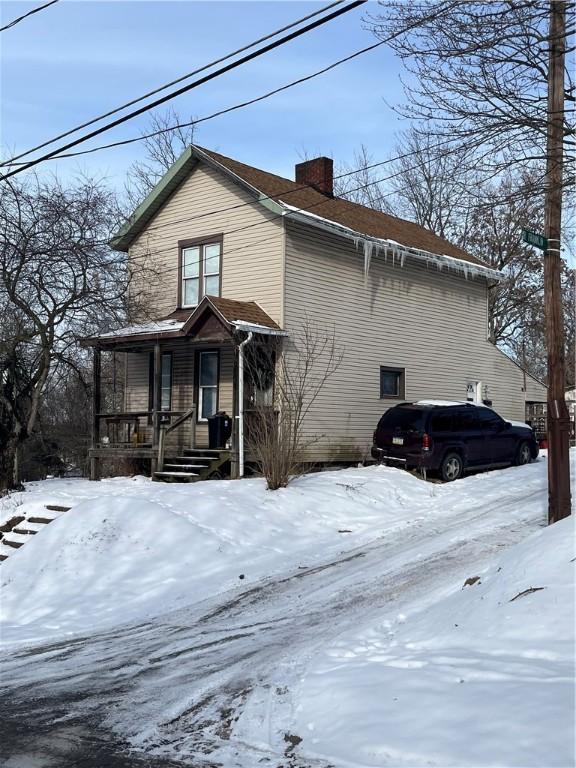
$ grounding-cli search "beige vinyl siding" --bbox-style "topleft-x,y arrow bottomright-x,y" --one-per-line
283,220 -> 547,461
124,343 -> 235,451
129,163 -> 284,323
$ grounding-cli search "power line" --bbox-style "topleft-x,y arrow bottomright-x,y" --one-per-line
22,37 -> 391,165
1,0 -> 463,177
0,0 -> 367,180
0,0 -> 60,33
79,135 -> 546,265
2,0 -> 346,166
122,143 -> 516,277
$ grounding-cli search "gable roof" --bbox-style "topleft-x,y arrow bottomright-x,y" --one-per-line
81,296 -> 283,348
111,145 -> 496,276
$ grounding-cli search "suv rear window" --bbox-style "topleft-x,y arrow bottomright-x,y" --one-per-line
430,411 -> 454,432
378,407 -> 427,432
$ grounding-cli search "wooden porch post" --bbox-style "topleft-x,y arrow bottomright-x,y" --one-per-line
231,344 -> 240,479
151,342 -> 161,476
90,347 -> 101,481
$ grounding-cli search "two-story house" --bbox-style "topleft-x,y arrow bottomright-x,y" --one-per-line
83,145 -> 546,481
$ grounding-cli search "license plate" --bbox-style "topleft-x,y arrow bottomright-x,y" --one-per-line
392,437 -> 404,446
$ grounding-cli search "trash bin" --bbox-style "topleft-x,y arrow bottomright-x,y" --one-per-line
208,411 -> 232,449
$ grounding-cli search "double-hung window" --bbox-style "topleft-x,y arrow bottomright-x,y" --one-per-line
181,239 -> 221,308
198,351 -> 219,421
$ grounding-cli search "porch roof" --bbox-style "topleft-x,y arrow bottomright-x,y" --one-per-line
81,296 -> 284,348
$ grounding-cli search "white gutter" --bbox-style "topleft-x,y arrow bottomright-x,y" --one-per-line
281,205 -> 503,282
237,331 -> 253,478
232,320 -> 287,336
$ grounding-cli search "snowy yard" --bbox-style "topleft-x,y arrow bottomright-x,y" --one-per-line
0,456 -> 574,767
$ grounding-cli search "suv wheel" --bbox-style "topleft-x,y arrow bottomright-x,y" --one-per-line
441,452 -> 463,482
515,440 -> 532,466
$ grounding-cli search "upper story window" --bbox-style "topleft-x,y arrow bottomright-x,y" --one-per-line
180,237 -> 222,308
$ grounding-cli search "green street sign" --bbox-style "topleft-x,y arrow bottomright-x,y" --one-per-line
522,229 -> 548,251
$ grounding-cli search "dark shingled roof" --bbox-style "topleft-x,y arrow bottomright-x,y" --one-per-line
165,297 -> 280,331
111,145 -> 488,270
197,147 -> 485,267
206,296 -> 281,329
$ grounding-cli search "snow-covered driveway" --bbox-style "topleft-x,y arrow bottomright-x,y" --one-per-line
0,459 -> 573,767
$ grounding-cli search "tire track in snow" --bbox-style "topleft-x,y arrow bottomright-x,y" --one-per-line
0,477 -> 547,766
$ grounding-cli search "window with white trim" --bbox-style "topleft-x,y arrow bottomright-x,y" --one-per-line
198,351 -> 219,421
181,241 -> 221,308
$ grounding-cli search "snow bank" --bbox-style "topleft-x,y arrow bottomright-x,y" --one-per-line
0,497 -> 225,643
0,467 -> 431,643
295,515 -> 575,768
0,458 -> 552,646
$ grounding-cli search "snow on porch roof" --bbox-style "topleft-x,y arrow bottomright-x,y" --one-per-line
81,297 -> 283,347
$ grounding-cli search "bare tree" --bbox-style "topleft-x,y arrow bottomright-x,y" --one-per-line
334,145 -> 395,212
385,128 -> 480,244
369,1 -> 575,180
244,322 -> 342,490
0,174 -> 135,490
125,107 -> 195,209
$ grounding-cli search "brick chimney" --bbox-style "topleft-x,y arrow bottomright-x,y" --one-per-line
295,157 -> 333,197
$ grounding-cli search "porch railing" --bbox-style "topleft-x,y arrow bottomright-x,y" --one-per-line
95,410 -> 190,446
157,405 -> 197,473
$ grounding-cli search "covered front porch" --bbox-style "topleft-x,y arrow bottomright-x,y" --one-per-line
82,296 -> 284,481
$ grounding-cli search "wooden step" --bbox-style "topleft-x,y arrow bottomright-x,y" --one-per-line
179,455 -> 222,462
154,471 -> 199,483
3,532 -> 31,548
182,449 -> 223,457
28,513 -> 61,524
13,522 -> 45,535
0,515 -> 25,534
45,504 -> 71,512
163,463 -> 207,470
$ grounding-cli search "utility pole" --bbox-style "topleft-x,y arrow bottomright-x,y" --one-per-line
544,0 -> 571,524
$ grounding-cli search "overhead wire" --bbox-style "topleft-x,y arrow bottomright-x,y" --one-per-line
1,0 -> 464,177
0,0 -> 367,180
0,0 -> 60,33
1,0 -> 347,165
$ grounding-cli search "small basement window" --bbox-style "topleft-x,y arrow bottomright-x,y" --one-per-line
380,366 -> 405,399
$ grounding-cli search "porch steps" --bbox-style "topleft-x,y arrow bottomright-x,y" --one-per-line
153,449 -> 231,483
0,504 -> 71,562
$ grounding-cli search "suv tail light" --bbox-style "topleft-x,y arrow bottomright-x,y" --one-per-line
422,433 -> 431,451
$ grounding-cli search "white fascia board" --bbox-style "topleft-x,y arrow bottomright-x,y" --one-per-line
281,204 -> 503,282
232,320 -> 288,336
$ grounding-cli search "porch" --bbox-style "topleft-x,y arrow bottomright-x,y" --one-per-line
82,296 -> 285,481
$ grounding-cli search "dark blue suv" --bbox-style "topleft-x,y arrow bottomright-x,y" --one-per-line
371,401 -> 539,481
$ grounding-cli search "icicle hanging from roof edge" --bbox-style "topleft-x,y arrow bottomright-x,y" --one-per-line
363,239 -> 374,281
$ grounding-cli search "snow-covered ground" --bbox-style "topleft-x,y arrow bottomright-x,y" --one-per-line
0,455 -> 574,767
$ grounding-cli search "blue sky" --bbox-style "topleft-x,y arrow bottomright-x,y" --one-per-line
1,1 -> 408,189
